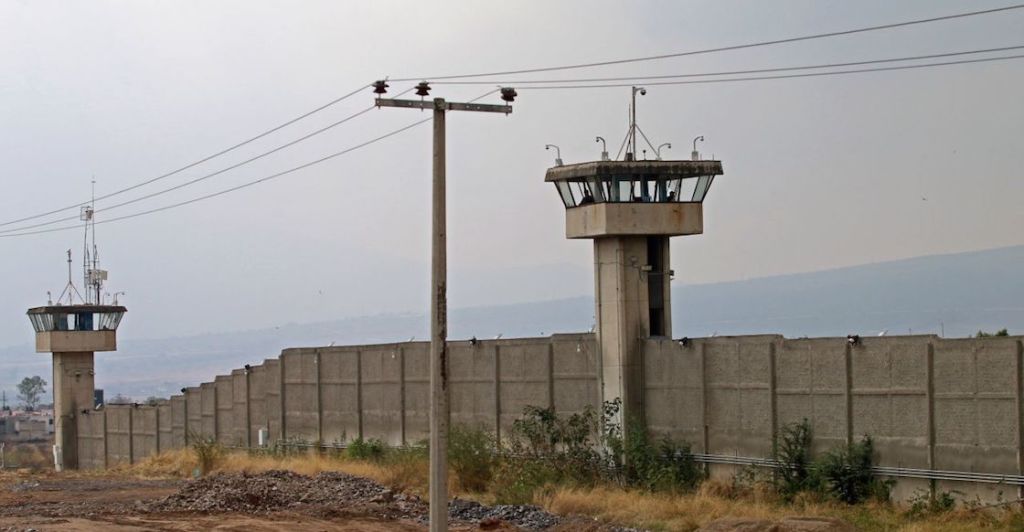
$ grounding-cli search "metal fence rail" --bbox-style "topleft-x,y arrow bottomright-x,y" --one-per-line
692,453 -> 1024,486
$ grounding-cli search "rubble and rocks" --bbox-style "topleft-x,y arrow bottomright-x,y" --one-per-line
448,498 -> 562,530
149,470 -> 425,521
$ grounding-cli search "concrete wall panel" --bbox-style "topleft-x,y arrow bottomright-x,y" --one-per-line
551,334 -> 600,416
643,339 -> 703,446
776,338 -> 848,453
850,337 -> 930,468
403,343 -> 430,443
157,400 -> 173,453
105,405 -> 131,466
282,349 -> 319,441
230,370 -> 248,447
199,382 -> 216,440
132,406 -> 158,462
214,375 -> 236,445
263,358 -> 283,441
185,387 -> 203,440
361,346 -> 405,444
319,347 -> 359,443
497,340 -> 552,436
449,342 -> 496,432
169,395 -> 186,448
76,410 -> 106,469
248,364 -> 268,446
933,338 -> 1020,474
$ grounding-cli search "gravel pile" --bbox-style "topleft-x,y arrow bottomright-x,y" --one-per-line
150,470 -> 424,520
449,498 -> 562,530
150,470 -> 642,530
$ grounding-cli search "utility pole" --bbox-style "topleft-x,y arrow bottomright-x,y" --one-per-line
374,81 -> 514,532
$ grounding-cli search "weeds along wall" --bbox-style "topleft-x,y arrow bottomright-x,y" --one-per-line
75,333 -> 1024,500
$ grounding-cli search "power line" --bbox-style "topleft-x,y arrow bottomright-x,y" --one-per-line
0,90 -> 501,239
432,44 -> 1024,85
391,4 -> 1024,81
513,53 -> 1024,90
0,118 -> 431,239
0,83 -> 370,229
0,87 -> 415,235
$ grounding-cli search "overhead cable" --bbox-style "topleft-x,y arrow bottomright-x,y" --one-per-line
513,53 -> 1024,90
431,44 -> 1024,85
0,87 -> 415,235
0,90 -> 499,239
391,4 -> 1024,81
0,83 -> 370,228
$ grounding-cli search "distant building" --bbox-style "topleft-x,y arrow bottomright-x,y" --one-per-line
0,409 -> 54,442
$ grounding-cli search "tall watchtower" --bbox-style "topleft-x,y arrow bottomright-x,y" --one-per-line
25,202 -> 126,470
545,91 -> 723,429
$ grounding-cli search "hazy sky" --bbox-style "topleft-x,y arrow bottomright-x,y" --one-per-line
1,0 -> 1022,344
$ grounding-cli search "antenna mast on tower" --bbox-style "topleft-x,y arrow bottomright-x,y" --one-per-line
81,179 -> 107,305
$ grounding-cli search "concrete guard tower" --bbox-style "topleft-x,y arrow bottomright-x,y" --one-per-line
545,105 -> 723,429
27,303 -> 125,469
25,200 -> 126,470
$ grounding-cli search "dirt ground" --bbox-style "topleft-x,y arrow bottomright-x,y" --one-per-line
0,470 -> 614,532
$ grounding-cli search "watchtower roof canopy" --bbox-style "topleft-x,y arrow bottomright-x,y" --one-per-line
26,305 -> 126,333
544,160 -> 723,182
545,159 -> 724,209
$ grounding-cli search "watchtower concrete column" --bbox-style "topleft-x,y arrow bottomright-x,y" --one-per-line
52,351 -> 95,469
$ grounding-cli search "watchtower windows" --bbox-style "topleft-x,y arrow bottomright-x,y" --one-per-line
27,306 -> 126,333
75,313 -> 93,331
551,173 -> 719,208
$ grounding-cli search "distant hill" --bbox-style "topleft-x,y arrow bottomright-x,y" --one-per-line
2,245 -> 1021,401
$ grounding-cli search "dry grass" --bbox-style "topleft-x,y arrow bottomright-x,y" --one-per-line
129,449 -> 1024,531
540,482 -> 1024,532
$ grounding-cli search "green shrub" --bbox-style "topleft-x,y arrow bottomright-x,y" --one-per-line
616,419 -> 704,492
188,430 -> 223,475
814,435 -> 892,504
448,425 -> 498,492
907,487 -> 958,517
773,419 -> 816,499
347,437 -> 386,461
491,455 -> 559,505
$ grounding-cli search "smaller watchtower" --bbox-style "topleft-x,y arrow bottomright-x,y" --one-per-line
25,199 -> 126,470
545,88 -> 723,429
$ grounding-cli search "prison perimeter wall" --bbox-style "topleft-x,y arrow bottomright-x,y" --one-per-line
76,333 -> 1024,499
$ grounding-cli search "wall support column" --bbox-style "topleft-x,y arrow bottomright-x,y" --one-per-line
128,406 -> 134,465
356,350 -> 364,440
926,343 -> 937,498
1015,340 -> 1023,501
547,343 -> 556,411
399,346 -> 407,446
700,343 -> 709,455
279,355 -> 287,442
315,350 -> 323,444
154,406 -> 160,455
494,345 -> 502,442
768,342 -> 778,450
245,369 -> 253,449
844,343 -> 854,446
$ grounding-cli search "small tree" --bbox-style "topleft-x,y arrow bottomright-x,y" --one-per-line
976,329 -> 1009,337
17,376 -> 47,411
